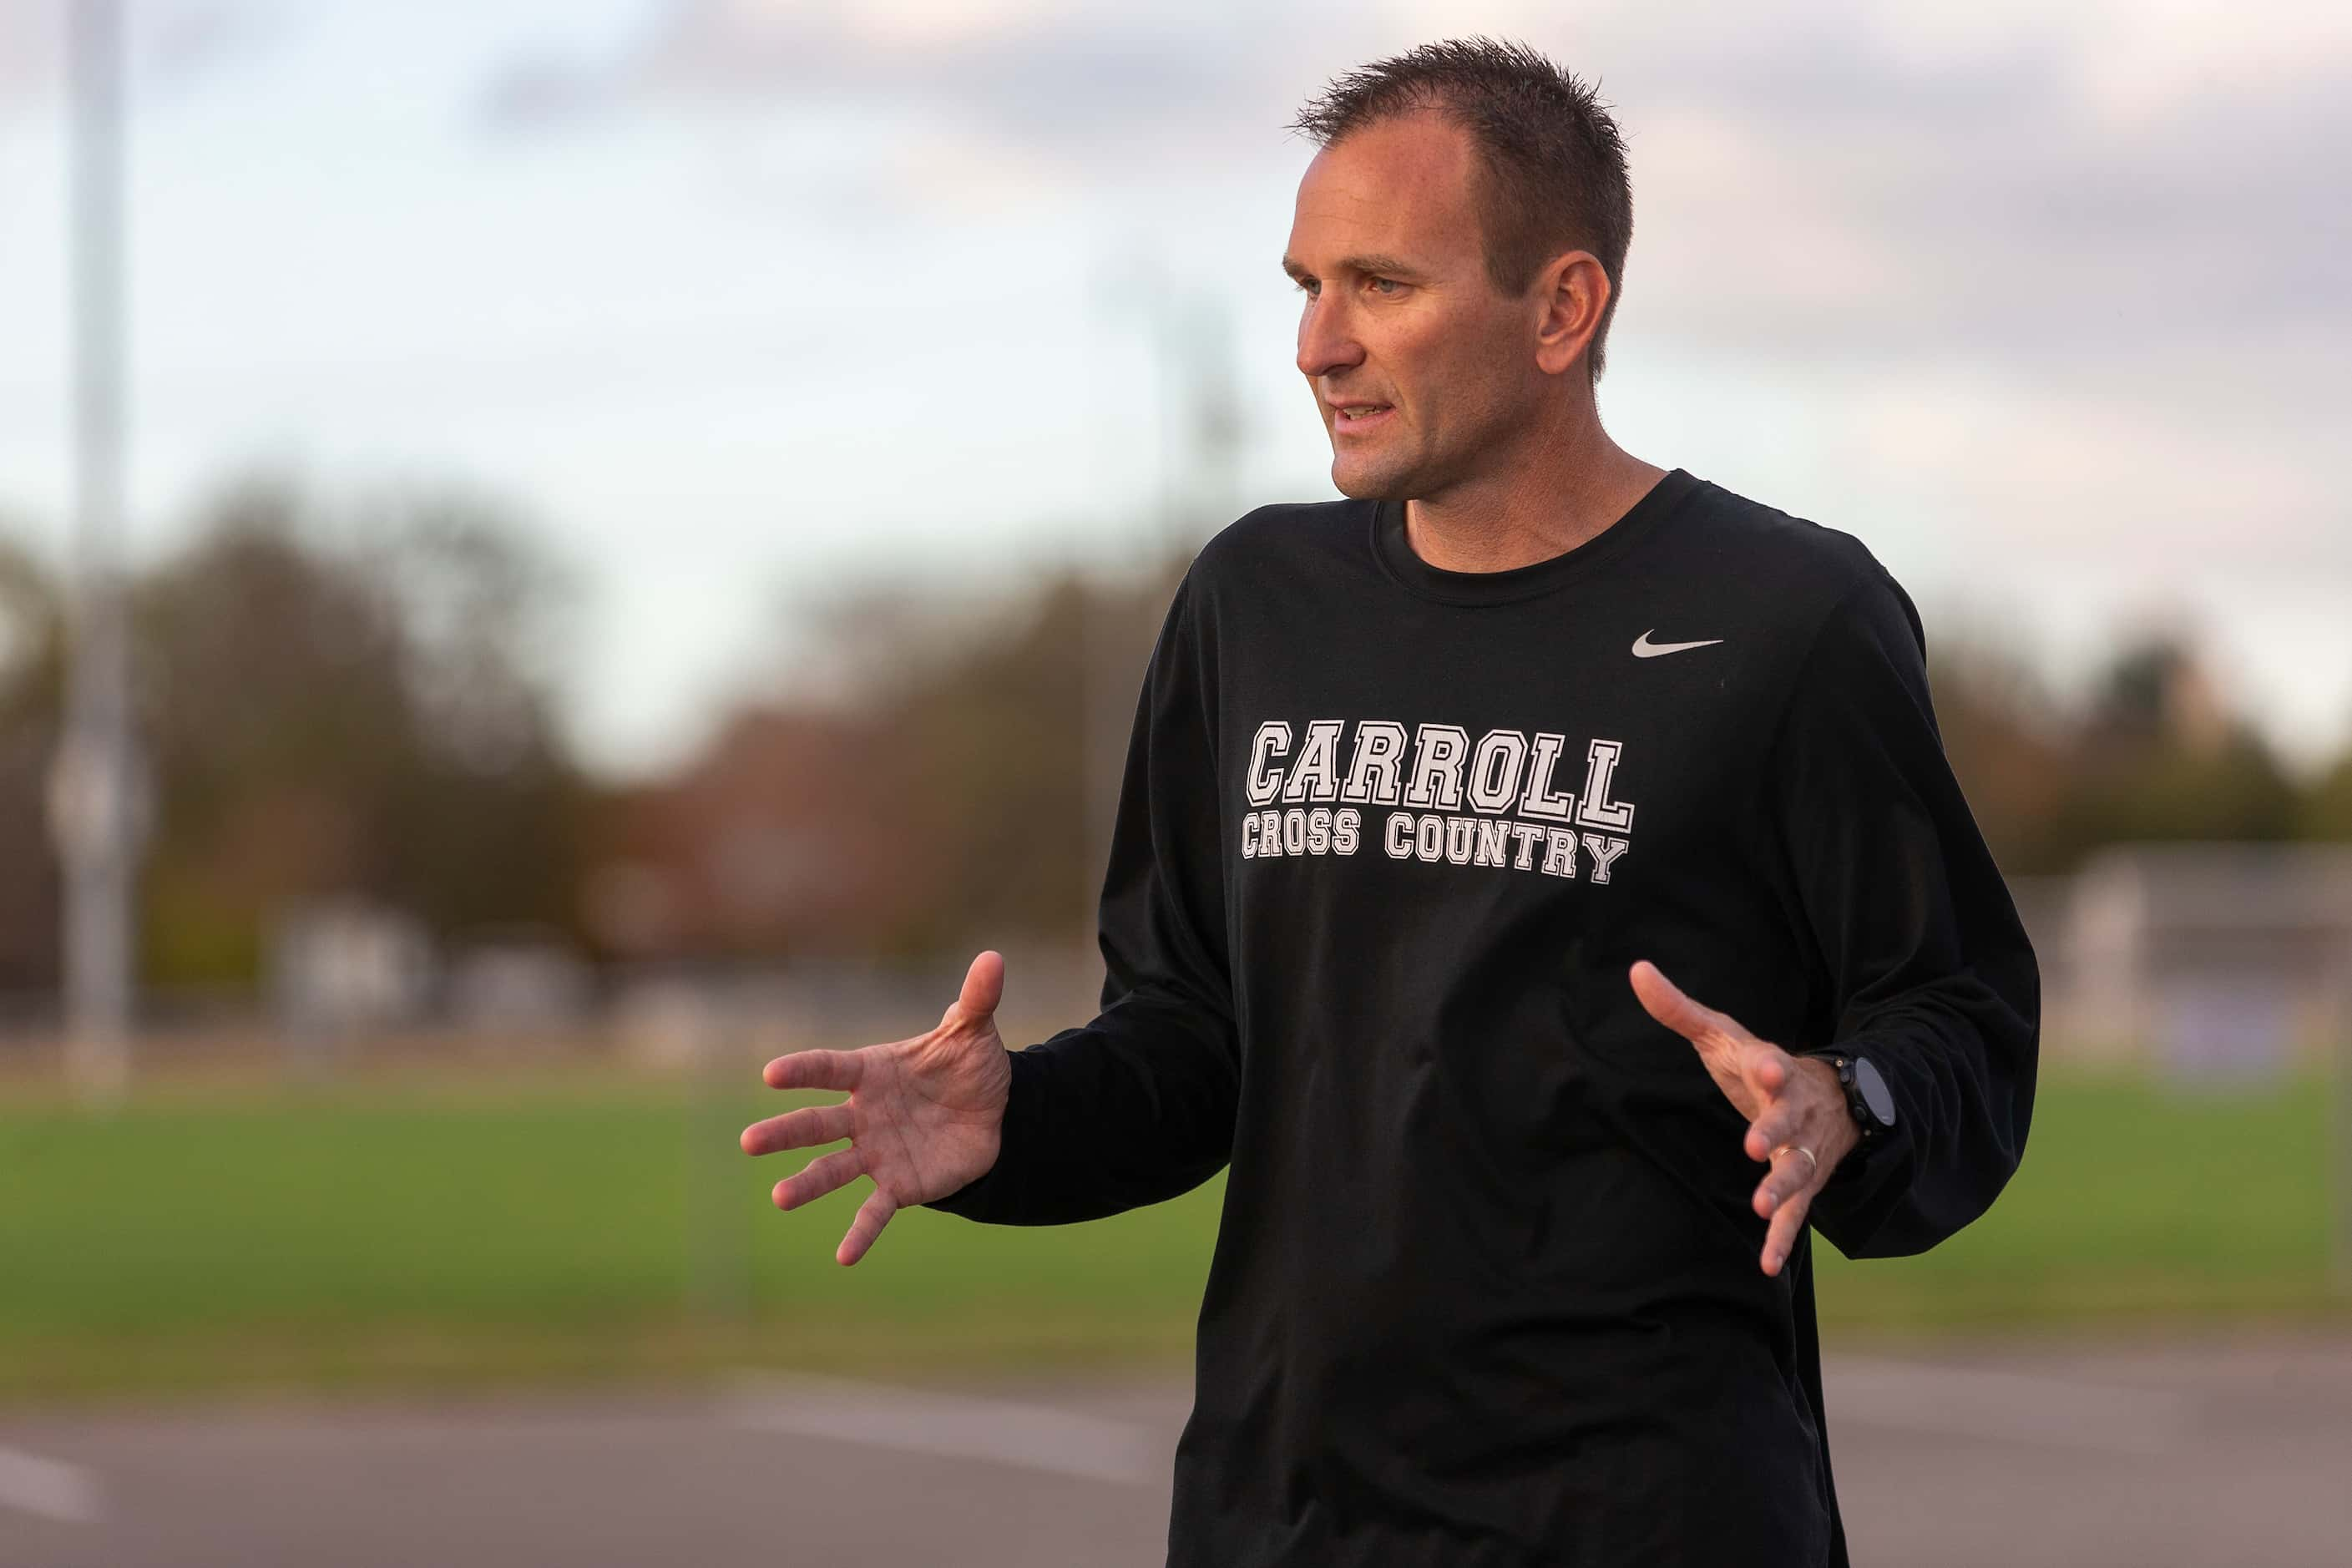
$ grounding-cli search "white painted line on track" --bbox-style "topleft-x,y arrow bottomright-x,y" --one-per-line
720,1373 -> 1166,1486
0,1445 -> 102,1524
1827,1357 -> 2194,1454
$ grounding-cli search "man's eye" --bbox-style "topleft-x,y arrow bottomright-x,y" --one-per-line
1292,276 -> 1401,297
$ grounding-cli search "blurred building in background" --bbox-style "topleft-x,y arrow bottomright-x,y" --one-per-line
2058,843 -> 2352,1076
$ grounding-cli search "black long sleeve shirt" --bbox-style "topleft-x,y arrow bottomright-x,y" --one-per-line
924,466 -> 2041,1567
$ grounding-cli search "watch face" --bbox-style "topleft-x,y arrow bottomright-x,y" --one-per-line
1853,1056 -> 1897,1127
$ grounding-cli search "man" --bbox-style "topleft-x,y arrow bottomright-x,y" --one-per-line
741,35 -> 2037,1568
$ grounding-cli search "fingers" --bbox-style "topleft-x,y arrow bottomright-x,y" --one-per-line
1750,1138 -> 1818,1219
1739,1049 -> 1848,1272
948,949 -> 1005,1028
1742,1072 -> 1805,1162
741,1100 -> 854,1156
837,1188 -> 898,1267
1761,1185 -> 1812,1277
763,1047 -> 865,1093
1626,959 -> 1749,1050
771,1146 -> 865,1211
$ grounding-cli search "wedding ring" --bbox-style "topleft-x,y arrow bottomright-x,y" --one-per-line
1772,1143 -> 1818,1179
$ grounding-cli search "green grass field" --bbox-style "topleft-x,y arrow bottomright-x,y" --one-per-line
2,1062 -> 2343,1401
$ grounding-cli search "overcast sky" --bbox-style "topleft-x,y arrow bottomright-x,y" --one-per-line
0,0 -> 2345,779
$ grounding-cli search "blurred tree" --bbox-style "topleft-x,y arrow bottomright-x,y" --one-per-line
881,570 -> 1089,956
1925,630 -> 2071,875
0,532 -> 64,995
132,477 -> 588,989
2041,634 -> 2303,863
871,556 -> 1188,959
364,488 -> 587,943
585,549 -> 1191,966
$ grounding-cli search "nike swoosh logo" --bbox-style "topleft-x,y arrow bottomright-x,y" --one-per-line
1631,630 -> 1725,658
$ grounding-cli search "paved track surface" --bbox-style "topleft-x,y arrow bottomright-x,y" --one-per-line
4,1338 -> 2349,1565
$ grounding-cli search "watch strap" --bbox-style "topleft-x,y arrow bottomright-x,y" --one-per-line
1799,1048 -> 1884,1187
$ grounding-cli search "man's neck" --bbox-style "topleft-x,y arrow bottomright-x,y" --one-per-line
1404,441 -> 1670,575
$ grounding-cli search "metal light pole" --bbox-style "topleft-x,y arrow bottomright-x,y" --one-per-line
49,0 -> 145,1102
1076,249 -> 1164,976
1074,264 -> 1249,973
1176,292 -> 1245,554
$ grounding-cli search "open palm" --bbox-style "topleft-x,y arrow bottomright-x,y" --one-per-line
740,949 -> 1014,1266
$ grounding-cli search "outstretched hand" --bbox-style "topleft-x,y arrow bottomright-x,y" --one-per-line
740,949 -> 1014,1267
1627,959 -> 1859,1277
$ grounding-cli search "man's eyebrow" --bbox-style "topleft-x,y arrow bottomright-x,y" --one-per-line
1281,252 -> 1427,282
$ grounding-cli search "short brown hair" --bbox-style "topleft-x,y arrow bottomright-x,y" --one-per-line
1288,37 -> 1634,382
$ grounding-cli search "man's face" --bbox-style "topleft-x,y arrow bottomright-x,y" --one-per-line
1283,112 -> 1545,501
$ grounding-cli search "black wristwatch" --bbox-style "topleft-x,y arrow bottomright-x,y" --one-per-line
1804,1050 -> 1897,1147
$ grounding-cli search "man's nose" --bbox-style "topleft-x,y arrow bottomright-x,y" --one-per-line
1296,296 -> 1365,381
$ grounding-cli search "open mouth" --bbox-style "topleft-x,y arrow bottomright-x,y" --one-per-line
1333,403 -> 1393,432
